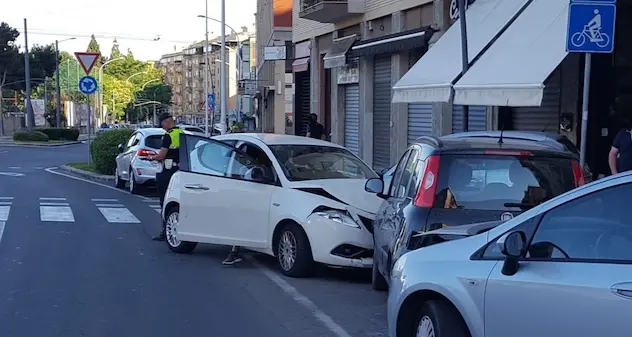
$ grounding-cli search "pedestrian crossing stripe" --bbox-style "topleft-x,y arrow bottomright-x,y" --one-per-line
40,206 -> 75,222
98,207 -> 140,223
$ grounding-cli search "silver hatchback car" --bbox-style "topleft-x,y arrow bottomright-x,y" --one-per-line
388,171 -> 632,337
114,128 -> 165,194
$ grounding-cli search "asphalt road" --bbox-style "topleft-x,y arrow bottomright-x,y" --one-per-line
0,143 -> 389,337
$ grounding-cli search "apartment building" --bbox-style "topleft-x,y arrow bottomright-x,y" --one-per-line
157,52 -> 184,116
255,0 -> 293,133
292,0 -> 601,173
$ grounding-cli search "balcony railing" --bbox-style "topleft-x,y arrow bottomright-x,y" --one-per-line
299,0 -> 363,23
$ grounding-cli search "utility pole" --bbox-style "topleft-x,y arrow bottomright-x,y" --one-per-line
23,18 -> 34,130
457,0 -> 470,131
220,0 -> 227,133
55,40 -> 62,127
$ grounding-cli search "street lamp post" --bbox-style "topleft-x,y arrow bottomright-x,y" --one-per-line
55,37 -> 76,127
133,100 -> 161,125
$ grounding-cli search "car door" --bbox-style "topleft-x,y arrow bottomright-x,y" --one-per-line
374,150 -> 411,276
484,182 -> 632,337
177,134 -> 276,248
118,132 -> 139,179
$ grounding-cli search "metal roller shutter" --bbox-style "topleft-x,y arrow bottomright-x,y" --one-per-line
294,72 -> 311,136
407,103 -> 433,144
344,84 -> 360,155
452,105 -> 488,132
372,56 -> 392,171
511,68 -> 561,132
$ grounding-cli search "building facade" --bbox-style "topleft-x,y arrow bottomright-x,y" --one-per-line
255,0 -> 293,133
157,52 -> 184,116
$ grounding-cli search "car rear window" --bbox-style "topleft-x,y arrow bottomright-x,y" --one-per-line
145,135 -> 163,149
434,154 -> 576,211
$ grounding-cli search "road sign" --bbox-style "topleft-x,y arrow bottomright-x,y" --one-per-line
74,52 -> 101,74
207,93 -> 216,111
79,76 -> 98,94
566,2 -> 616,53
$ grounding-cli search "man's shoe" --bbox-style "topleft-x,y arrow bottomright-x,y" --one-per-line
222,253 -> 243,266
152,234 -> 166,241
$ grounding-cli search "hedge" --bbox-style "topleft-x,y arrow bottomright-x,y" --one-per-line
13,131 -> 50,142
34,127 -> 80,141
90,128 -> 134,175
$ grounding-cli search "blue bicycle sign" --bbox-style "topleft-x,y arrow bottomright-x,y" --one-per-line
566,3 -> 616,53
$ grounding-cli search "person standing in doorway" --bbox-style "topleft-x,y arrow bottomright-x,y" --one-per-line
306,113 -> 325,140
608,117 -> 632,175
149,113 -> 184,241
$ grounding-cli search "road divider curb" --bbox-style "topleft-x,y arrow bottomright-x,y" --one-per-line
59,164 -> 114,182
0,141 -> 83,148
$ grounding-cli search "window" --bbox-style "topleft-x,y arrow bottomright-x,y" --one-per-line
144,135 -> 163,149
389,151 -> 411,197
527,183 -> 632,262
269,145 -> 376,181
184,126 -> 205,133
434,154 -> 577,211
125,133 -> 138,149
407,157 -> 426,199
482,217 -> 538,259
393,150 -> 419,198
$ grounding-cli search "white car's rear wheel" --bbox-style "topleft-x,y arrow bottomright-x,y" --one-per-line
276,223 -> 312,278
129,168 -> 141,194
164,206 -> 197,254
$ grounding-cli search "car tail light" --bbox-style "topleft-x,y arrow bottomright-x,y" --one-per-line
484,150 -> 533,156
414,155 -> 440,207
137,149 -> 157,157
572,160 -> 586,187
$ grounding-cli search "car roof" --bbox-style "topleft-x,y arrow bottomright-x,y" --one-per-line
413,132 -> 573,155
214,133 -> 345,148
137,128 -> 165,136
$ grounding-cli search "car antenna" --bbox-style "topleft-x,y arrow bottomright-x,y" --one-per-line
498,118 -> 505,144
541,123 -> 549,133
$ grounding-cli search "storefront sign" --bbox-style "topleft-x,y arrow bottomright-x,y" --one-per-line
450,0 -> 477,20
295,41 -> 311,59
337,65 -> 359,84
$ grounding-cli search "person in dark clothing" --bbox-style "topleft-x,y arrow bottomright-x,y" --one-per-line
148,113 -> 184,241
306,113 -> 325,140
609,117 -> 632,175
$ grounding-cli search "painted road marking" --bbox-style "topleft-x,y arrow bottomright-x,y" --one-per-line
0,197 -> 13,200
39,197 -> 67,201
40,206 -> 75,222
0,206 -> 10,221
98,207 -> 140,223
39,202 -> 70,206
149,204 -> 161,213
142,199 -> 159,202
8,166 -> 20,169
91,198 -> 119,202
0,221 -> 5,245
0,172 -> 24,177
95,203 -> 124,207
0,202 -> 11,206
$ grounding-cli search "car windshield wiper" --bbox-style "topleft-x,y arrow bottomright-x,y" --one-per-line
503,202 -> 537,210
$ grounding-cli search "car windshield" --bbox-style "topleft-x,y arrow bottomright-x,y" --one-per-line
434,154 -> 577,211
269,145 -> 377,181
145,135 -> 163,149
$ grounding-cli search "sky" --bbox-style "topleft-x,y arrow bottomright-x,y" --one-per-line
3,0 -> 257,61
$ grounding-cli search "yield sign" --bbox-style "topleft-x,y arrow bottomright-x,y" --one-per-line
74,52 -> 101,74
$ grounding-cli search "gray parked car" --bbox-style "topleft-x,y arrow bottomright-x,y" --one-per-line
387,170 -> 632,337
114,128 -> 165,194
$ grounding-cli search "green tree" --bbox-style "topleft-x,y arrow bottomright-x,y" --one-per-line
102,73 -> 133,120
110,38 -> 122,59
86,34 -> 103,69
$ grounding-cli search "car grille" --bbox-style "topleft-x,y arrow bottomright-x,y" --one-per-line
358,216 -> 373,234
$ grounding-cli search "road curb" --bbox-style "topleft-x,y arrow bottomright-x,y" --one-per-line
0,141 -> 83,148
58,165 -> 114,182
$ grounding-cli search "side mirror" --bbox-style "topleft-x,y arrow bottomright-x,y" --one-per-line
365,178 -> 384,194
117,144 -> 124,153
497,231 -> 527,257
496,231 -> 527,276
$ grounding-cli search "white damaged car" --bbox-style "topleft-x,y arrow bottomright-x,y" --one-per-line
161,133 -> 383,277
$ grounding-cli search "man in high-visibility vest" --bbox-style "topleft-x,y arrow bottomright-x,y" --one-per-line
149,113 -> 184,241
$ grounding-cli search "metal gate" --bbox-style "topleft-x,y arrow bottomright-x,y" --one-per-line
452,105 -> 488,133
408,103 -> 433,144
372,56 -> 392,170
344,84 -> 360,156
294,71 -> 311,136
511,68 -> 561,132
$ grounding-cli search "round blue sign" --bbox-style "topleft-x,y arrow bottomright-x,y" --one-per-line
79,75 -> 98,95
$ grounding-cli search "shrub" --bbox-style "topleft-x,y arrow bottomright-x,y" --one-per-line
13,131 -> 50,142
35,127 -> 80,141
90,128 -> 134,175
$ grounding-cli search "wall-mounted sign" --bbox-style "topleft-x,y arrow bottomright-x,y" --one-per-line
337,65 -> 359,84
264,46 -> 287,61
450,0 -> 477,20
295,41 -> 311,59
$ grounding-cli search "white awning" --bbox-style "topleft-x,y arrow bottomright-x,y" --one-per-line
392,0 -> 531,104
453,0 -> 569,107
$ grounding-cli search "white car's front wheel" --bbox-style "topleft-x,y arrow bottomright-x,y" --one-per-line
164,206 -> 197,254
276,223 -> 313,278
407,300 -> 469,337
